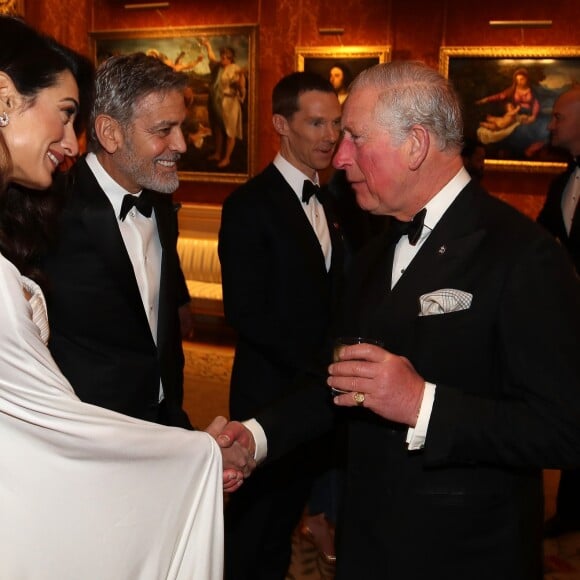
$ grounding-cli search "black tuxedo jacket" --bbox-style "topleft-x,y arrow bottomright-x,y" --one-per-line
42,157 -> 191,428
537,164 -> 580,272
218,162 -> 344,420
257,181 -> 580,579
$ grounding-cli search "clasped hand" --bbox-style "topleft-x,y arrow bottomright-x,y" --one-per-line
204,416 -> 257,493
327,342 -> 425,426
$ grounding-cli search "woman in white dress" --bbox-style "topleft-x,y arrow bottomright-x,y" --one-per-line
0,16 -> 246,579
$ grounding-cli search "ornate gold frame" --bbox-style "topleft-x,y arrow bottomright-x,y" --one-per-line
440,46 -> 580,173
295,45 -> 391,72
90,25 -> 258,184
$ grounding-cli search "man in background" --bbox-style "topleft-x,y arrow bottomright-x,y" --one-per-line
218,71 -> 343,579
537,85 -> 580,537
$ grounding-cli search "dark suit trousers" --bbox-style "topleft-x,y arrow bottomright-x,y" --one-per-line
224,437 -> 334,580
556,469 -> 580,523
224,453 -> 312,580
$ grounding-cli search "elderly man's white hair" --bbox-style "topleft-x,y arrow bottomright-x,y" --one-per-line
350,61 -> 464,152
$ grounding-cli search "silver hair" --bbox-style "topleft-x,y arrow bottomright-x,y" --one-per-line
350,61 -> 464,151
88,52 -> 188,152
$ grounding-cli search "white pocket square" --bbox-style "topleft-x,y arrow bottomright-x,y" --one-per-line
419,289 -> 473,316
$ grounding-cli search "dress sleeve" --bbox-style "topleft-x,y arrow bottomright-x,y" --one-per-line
0,253 -> 224,579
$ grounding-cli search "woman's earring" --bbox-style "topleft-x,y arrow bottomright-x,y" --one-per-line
0,111 -> 9,127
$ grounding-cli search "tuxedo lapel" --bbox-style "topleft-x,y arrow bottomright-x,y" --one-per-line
569,196 -> 580,244
153,196 -> 178,348
394,186 -> 486,298
361,184 -> 487,349
74,160 -> 153,332
267,165 -> 329,274
541,169 -> 574,242
318,186 -> 345,275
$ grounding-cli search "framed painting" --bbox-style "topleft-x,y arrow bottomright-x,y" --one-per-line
90,25 -> 258,184
295,46 -> 391,106
440,46 -> 580,172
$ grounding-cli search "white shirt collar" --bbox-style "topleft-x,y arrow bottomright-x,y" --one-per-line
85,152 -> 143,219
391,167 -> 471,287
273,152 -> 319,202
421,167 -> 471,235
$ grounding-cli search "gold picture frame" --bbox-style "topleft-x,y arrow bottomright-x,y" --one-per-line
440,46 -> 580,173
90,25 -> 258,184
295,45 -> 391,105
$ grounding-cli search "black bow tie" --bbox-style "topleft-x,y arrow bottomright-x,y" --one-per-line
302,180 -> 321,204
119,191 -> 153,221
388,208 -> 427,246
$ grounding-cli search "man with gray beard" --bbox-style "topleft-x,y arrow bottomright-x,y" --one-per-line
42,54 -> 201,431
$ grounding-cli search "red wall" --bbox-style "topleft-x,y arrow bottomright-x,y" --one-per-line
26,0 -> 580,218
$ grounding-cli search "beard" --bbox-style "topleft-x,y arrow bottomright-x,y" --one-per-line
118,139 -> 180,194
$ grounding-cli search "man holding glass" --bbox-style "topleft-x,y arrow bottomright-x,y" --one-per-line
220,61 -> 580,580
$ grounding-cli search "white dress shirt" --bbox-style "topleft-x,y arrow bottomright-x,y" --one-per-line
273,153 -> 332,271
85,153 -> 164,400
561,166 -> 580,235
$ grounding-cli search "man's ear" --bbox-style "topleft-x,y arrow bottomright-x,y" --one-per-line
272,113 -> 289,137
93,114 -> 123,154
407,124 -> 430,171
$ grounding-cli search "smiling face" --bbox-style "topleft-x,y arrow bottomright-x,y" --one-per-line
105,89 -> 187,194
333,87 -> 412,217
1,70 -> 79,189
275,89 -> 341,179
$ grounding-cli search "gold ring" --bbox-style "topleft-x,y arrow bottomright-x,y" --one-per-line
353,392 -> 365,406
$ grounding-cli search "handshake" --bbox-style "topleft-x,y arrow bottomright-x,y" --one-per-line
204,417 -> 257,493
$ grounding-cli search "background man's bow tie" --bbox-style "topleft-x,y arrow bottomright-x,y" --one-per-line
388,208 -> 427,246
119,191 -> 153,221
302,180 -> 321,204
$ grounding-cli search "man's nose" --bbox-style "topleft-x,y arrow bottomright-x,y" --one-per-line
333,138 -> 351,169
171,127 -> 187,153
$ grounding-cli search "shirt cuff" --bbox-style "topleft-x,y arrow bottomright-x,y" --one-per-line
242,418 -> 268,463
406,382 -> 436,450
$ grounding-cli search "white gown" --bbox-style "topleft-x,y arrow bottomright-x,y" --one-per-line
0,252 -> 224,579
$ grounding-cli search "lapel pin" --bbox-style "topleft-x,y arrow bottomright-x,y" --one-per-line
437,245 -> 447,255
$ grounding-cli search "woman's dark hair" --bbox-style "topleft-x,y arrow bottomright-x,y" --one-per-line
0,16 -> 94,133
0,16 -> 94,283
